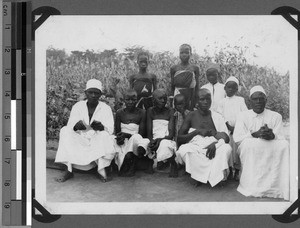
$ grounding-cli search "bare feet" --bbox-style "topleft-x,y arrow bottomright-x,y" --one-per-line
168,162 -> 178,178
194,181 -> 203,187
234,169 -> 240,181
157,161 -> 170,170
144,160 -> 154,174
227,167 -> 234,180
137,146 -> 146,158
55,171 -> 74,182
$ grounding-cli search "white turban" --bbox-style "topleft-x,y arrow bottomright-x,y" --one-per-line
85,79 -> 103,91
225,76 -> 239,86
250,85 -> 266,97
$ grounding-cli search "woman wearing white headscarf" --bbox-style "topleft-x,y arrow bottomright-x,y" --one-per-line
233,85 -> 289,200
55,79 -> 115,182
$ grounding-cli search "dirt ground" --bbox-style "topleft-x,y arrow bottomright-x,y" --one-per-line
46,123 -> 289,202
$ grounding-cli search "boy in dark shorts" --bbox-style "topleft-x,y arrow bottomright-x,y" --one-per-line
147,89 -> 178,177
170,44 -> 200,110
114,89 -> 150,176
129,52 -> 157,110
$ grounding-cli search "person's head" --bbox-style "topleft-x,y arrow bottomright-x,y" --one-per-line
152,89 -> 167,109
224,76 -> 239,97
137,52 -> 149,70
250,85 -> 267,114
197,88 -> 212,112
179,44 -> 192,63
174,94 -> 186,113
85,79 -> 102,105
124,89 -> 138,110
206,63 -> 220,85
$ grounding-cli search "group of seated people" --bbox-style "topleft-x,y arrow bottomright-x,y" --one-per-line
54,44 -> 289,201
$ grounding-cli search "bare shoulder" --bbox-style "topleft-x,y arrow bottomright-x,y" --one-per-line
150,73 -> 157,79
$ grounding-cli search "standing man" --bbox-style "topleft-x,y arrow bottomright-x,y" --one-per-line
170,44 -> 200,110
233,85 -> 289,200
55,79 -> 116,183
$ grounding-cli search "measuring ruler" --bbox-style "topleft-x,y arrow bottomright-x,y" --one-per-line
2,1 -> 31,226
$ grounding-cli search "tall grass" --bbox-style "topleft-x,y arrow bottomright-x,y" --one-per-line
46,46 -> 289,140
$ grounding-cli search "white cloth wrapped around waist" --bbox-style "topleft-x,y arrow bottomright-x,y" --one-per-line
153,119 -> 169,139
188,128 -> 225,153
121,123 -> 139,135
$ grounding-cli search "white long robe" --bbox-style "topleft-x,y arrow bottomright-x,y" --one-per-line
152,119 -> 176,162
233,109 -> 289,200
176,111 -> 232,187
217,95 -> 248,168
55,100 -> 115,172
114,123 -> 150,169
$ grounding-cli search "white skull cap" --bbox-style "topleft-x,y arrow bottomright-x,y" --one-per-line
85,79 -> 103,91
250,85 -> 266,97
225,76 -> 239,86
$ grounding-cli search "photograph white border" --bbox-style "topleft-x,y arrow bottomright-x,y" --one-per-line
35,15 -> 298,215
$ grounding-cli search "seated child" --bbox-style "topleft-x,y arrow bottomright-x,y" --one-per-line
217,76 -> 248,180
114,89 -> 150,176
129,52 -> 157,110
147,89 -> 178,177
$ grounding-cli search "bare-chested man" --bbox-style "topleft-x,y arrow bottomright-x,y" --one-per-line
176,88 -> 232,186
114,89 -> 150,176
147,89 -> 178,177
129,52 -> 157,110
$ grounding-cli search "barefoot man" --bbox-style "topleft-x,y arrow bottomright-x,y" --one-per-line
176,88 -> 232,187
55,79 -> 115,182
147,89 -> 178,177
114,89 -> 150,176
233,85 -> 289,200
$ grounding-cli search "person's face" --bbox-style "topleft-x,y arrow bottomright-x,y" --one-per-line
250,92 -> 267,114
137,55 -> 149,70
198,92 -> 212,111
174,97 -> 186,113
124,93 -> 137,109
179,47 -> 191,63
153,93 -> 167,109
85,88 -> 101,104
206,69 -> 218,85
225,81 -> 238,97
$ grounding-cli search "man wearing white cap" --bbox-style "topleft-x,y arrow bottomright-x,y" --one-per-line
233,85 -> 289,200
201,63 -> 226,112
55,79 -> 116,182
217,76 -> 248,180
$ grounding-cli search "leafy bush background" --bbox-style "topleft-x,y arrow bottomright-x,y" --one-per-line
46,46 -> 289,140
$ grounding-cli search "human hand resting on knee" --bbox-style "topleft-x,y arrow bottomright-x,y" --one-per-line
73,120 -> 87,131
91,120 -> 105,131
115,132 -> 132,145
251,124 -> 275,140
205,142 -> 217,160
149,138 -> 162,151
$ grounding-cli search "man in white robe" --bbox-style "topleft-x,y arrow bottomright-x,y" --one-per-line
176,88 -> 232,187
233,85 -> 289,200
55,79 -> 115,182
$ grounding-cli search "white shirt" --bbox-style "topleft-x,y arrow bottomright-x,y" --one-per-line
217,95 -> 248,127
67,100 -> 114,134
233,109 -> 284,144
201,82 -> 226,111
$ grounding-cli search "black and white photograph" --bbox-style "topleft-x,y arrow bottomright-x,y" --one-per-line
35,15 -> 298,214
